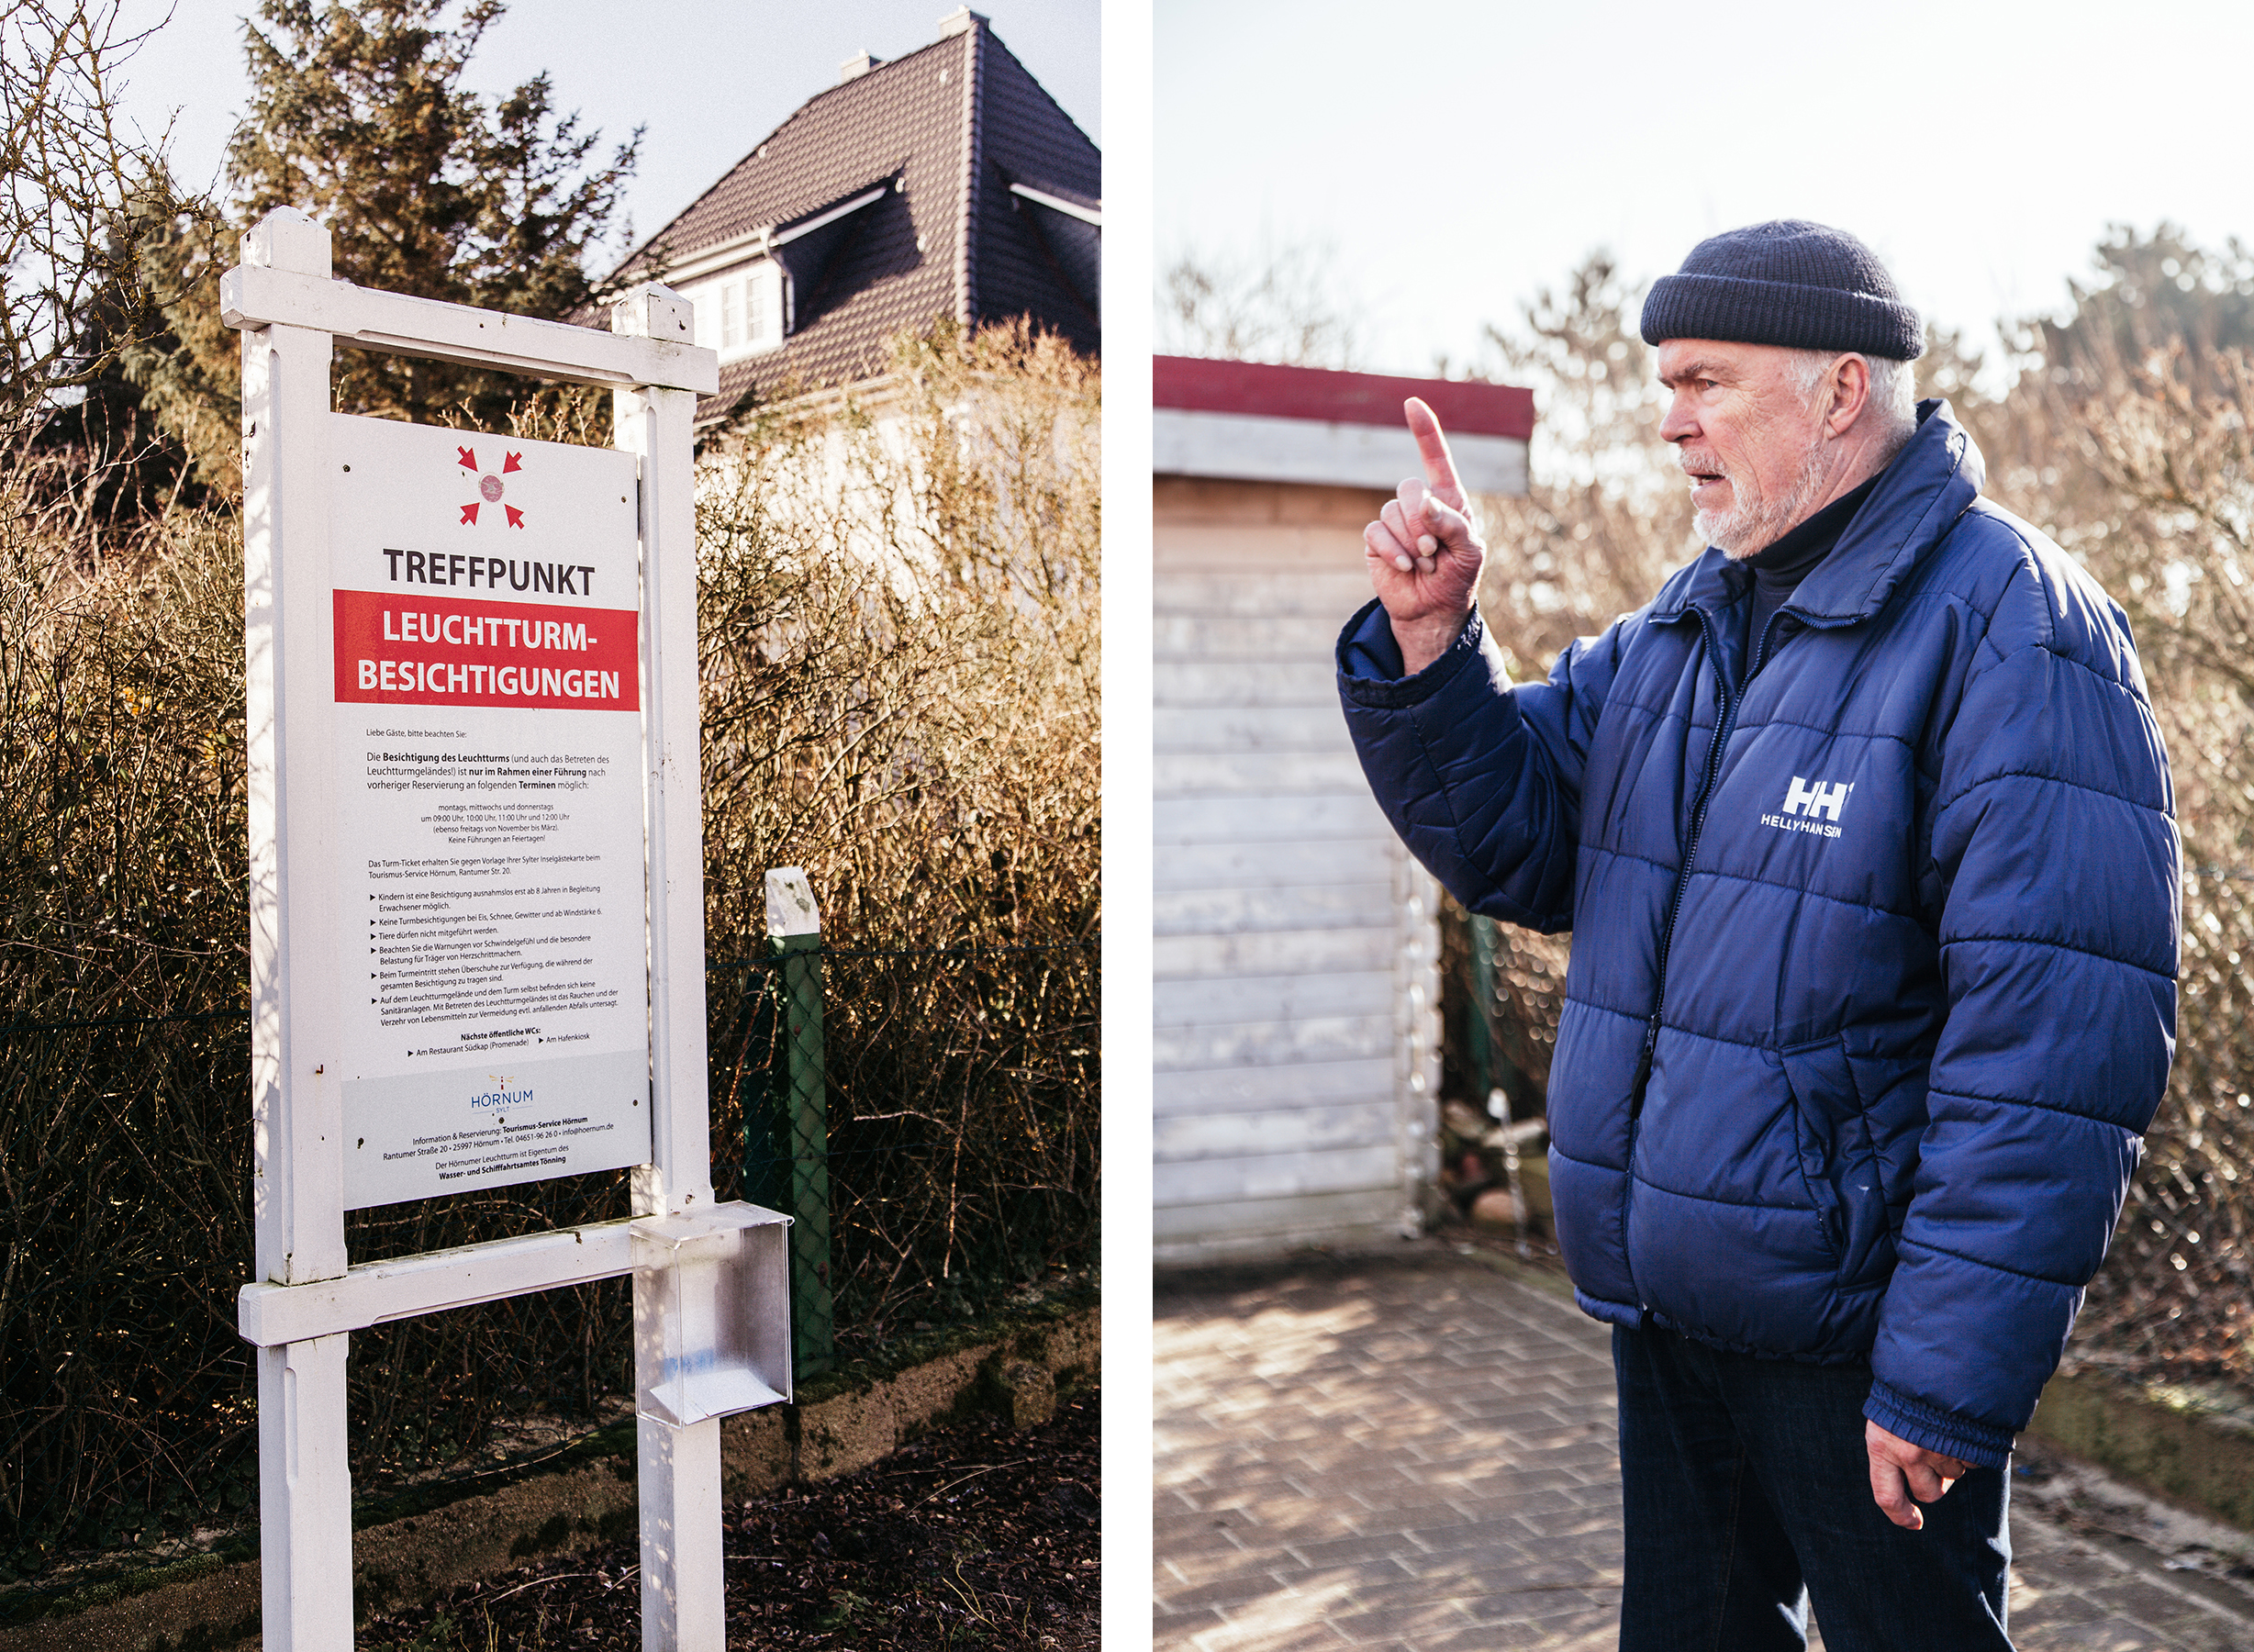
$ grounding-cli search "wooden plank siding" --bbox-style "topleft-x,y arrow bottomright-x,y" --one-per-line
1150,1055 -> 1395,1113
1153,474 -> 1442,1262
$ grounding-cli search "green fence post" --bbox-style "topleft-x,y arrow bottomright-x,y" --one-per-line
1468,912 -> 1499,1115
739,981 -> 787,1216
764,867 -> 833,1377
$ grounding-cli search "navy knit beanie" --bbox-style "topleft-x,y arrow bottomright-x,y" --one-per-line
1640,220 -> 1923,361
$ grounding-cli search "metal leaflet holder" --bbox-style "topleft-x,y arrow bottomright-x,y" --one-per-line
631,1201 -> 795,1427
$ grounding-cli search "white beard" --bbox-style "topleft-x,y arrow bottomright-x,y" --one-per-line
1693,438 -> 1833,560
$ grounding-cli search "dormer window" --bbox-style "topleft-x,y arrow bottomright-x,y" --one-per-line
693,260 -> 788,363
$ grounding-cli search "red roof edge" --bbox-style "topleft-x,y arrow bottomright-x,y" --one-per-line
1154,356 -> 1534,441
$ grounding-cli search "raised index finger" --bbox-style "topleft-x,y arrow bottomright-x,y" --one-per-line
1403,396 -> 1467,509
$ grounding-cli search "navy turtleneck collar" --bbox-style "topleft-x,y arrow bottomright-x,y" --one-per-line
1741,469 -> 1882,658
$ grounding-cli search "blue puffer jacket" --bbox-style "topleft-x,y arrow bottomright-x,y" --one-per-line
1338,403 -> 2179,1467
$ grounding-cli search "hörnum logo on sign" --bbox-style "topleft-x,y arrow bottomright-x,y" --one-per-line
1761,775 -> 1853,840
470,1074 -> 532,1111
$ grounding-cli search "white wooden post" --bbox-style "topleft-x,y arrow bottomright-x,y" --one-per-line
611,285 -> 714,1222
612,286 -> 724,1651
256,1333 -> 352,1648
240,206 -> 354,1652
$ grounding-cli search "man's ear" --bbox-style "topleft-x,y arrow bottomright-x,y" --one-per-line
1826,355 -> 1872,436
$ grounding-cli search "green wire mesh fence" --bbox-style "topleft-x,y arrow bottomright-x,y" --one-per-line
709,936 -> 1099,1380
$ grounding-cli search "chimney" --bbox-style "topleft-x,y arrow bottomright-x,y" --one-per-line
935,6 -> 988,37
838,49 -> 883,82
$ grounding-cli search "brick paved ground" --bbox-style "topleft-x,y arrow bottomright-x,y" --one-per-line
1154,1243 -> 2254,1652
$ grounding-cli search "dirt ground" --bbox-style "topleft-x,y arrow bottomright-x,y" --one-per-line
359,1383 -> 1099,1650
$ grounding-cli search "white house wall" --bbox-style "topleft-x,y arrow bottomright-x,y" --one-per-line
695,375 -> 1097,621
1154,474 -> 1441,1262
694,385 -> 935,597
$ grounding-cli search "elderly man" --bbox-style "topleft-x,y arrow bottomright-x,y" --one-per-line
1335,221 -> 2179,1650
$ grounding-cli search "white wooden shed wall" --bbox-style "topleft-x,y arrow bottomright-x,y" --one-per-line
1153,474 -> 1441,1263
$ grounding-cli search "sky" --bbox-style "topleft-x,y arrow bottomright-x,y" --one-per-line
1155,0 -> 2254,382
110,0 -> 1100,271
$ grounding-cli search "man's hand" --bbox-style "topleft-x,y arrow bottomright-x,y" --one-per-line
1364,396 -> 1486,675
1866,1421 -> 1972,1531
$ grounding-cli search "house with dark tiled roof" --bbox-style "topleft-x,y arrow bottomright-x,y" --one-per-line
614,6 -> 1099,422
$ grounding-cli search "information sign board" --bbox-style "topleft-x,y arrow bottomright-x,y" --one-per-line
223,210 -> 762,1652
327,413 -> 652,1207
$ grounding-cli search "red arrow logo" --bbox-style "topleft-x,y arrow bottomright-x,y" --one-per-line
454,451 -> 523,527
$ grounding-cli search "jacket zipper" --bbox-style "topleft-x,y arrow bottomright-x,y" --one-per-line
1628,608 -> 1783,1115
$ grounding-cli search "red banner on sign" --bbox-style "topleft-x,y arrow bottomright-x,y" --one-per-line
333,589 -> 640,710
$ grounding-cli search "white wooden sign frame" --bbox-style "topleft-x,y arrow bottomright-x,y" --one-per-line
224,206 -> 787,1652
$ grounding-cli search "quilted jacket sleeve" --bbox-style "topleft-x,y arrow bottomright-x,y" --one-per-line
1863,576 -> 2181,1468
1335,599 -> 1625,933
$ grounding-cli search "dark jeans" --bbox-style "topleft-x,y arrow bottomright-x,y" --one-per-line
1613,1325 -> 2013,1652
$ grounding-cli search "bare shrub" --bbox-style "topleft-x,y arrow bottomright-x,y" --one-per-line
1155,238 -> 1363,367
697,318 -> 1100,1334
0,0 -> 179,447
696,317 -> 1099,950
0,481 -> 257,1553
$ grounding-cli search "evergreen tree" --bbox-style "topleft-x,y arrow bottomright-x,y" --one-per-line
127,0 -> 637,495
2036,222 -> 2254,394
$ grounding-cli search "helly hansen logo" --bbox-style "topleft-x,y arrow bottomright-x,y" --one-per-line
1762,776 -> 1853,840
1782,776 -> 1851,820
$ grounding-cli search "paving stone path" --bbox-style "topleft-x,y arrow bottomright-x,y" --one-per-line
1155,1244 -> 2254,1652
